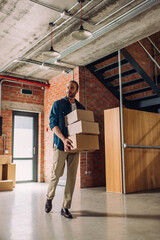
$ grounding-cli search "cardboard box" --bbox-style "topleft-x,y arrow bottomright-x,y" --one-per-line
68,120 -> 100,136
0,165 -> 2,180
2,163 -> 16,187
65,109 -> 94,126
0,180 -> 13,191
0,155 -> 12,164
68,134 -> 99,152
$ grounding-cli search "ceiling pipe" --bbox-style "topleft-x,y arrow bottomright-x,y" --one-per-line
0,75 -> 50,88
26,0 -> 157,62
0,0 -> 94,74
95,0 -> 136,25
48,0 -> 158,64
29,0 -> 94,25
20,58 -> 73,71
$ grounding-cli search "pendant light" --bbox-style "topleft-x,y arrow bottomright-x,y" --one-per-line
43,22 -> 61,58
72,0 -> 92,41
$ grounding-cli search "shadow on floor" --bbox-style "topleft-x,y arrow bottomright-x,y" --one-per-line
72,210 -> 160,220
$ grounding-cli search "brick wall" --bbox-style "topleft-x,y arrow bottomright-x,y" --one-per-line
0,81 -> 44,182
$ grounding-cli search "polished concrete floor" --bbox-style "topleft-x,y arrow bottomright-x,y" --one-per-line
0,183 -> 160,240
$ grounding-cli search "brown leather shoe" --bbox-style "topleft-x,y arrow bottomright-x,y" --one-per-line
61,208 -> 73,219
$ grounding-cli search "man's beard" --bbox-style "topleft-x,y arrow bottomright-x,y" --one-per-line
67,92 -> 76,98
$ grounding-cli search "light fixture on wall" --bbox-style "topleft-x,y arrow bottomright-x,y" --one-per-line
43,22 -> 61,58
72,0 -> 92,41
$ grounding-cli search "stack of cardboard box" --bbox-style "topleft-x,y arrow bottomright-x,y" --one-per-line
0,155 -> 16,191
65,109 -> 100,152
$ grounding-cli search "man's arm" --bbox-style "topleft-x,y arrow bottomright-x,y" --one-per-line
52,126 -> 73,152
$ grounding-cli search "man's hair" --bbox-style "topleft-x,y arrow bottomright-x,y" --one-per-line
69,80 -> 79,90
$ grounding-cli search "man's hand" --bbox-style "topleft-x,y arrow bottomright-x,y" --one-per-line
63,138 -> 73,152
52,126 -> 73,152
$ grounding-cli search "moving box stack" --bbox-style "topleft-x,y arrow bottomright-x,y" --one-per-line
65,109 -> 100,152
0,155 -> 16,191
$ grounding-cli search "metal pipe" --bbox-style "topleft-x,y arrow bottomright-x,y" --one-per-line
68,2 -> 79,12
147,37 -> 160,55
138,41 -> 160,70
64,12 -> 95,26
0,76 -> 50,88
153,47 -> 158,85
95,0 -> 136,25
118,50 -> 126,194
0,60 -> 19,73
20,58 -> 73,71
52,0 -> 158,63
124,144 -> 160,149
2,134 -> 8,154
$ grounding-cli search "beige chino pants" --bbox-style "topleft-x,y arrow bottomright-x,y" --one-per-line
47,147 -> 79,209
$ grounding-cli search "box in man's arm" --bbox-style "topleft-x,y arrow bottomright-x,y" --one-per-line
68,120 -> 100,136
68,134 -> 99,152
65,109 -> 94,126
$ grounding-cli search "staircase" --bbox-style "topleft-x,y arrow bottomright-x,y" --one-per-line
86,46 -> 160,113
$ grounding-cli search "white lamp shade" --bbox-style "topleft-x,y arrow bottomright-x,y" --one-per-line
72,25 -> 92,40
43,46 -> 61,58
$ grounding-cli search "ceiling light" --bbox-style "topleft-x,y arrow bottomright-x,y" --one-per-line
72,0 -> 92,41
43,22 -> 61,58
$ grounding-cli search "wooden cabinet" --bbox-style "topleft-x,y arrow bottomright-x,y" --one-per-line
104,107 -> 160,193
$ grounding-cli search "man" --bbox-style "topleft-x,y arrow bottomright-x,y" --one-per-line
45,80 -> 85,219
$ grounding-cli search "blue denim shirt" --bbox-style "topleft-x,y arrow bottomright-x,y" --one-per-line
49,96 -> 85,150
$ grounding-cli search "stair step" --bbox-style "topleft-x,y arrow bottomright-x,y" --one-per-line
123,86 -> 152,97
114,78 -> 144,89
87,52 -> 118,68
104,69 -> 137,82
94,59 -> 128,74
131,94 -> 157,101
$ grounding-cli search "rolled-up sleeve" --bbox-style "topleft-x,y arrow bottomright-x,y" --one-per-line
49,101 -> 59,130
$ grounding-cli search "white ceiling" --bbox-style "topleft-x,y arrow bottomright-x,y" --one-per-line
0,0 -> 160,83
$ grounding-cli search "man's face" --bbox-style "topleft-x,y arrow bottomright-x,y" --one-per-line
66,82 -> 78,98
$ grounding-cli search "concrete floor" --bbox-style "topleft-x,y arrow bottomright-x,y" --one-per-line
0,183 -> 160,240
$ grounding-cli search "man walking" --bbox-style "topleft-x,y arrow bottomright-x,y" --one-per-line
45,80 -> 85,219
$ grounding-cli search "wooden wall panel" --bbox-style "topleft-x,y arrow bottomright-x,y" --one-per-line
104,107 -> 160,193
123,108 -> 160,192
104,108 -> 122,193
125,149 -> 160,192
123,108 -> 160,146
